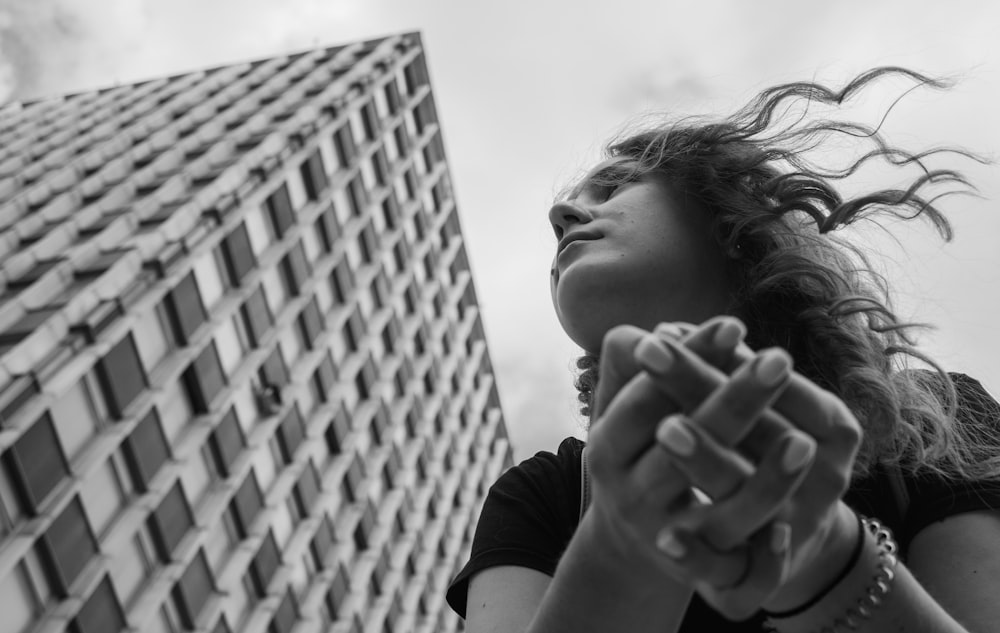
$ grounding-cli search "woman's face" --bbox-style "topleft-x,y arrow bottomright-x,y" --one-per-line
549,165 -> 733,354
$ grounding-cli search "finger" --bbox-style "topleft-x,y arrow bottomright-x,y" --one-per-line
591,324 -> 648,420
687,347 -> 794,446
595,328 -> 737,468
654,527 -> 749,591
698,523 -> 791,622
656,316 -> 748,371
696,432 -> 816,550
725,343 -> 859,444
651,413 -> 754,501
635,337 -> 796,450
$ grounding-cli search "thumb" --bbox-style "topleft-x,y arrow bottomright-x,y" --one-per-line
590,324 -> 649,420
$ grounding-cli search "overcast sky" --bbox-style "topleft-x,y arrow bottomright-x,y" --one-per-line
2,0 -> 998,462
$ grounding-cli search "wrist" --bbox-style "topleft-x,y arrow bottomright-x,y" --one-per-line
763,502 -> 860,613
580,500 -> 692,596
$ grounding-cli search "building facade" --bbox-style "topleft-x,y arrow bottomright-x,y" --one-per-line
0,32 -> 511,633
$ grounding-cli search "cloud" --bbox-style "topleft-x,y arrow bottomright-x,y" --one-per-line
0,0 -> 86,102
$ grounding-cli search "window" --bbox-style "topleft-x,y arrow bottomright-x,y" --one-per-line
359,156 -> 377,192
249,530 -> 280,596
313,351 -> 336,401
331,188 -> 352,227
240,285 -> 273,347
277,326 -> 301,371
8,413 -> 70,512
252,446 -> 277,493
314,208 -> 336,255
269,590 -> 298,633
324,563 -> 349,620
260,267 -> 288,317
79,459 -> 126,537
123,408 -> 170,491
0,461 -> 23,535
324,406 -> 349,455
358,222 -> 376,265
348,109 -> 366,145
310,514 -> 335,570
208,408 -> 245,477
384,126 -> 400,163
330,260 -> 353,303
182,342 -> 227,413
180,449 -> 214,510
109,533 -> 153,607
149,482 -> 195,561
192,250 -> 226,310
293,461 -> 321,517
271,501 -> 294,548
132,302 -> 175,371
353,500 -> 376,550
299,150 -> 328,200
383,79 -> 401,115
43,496 -> 98,592
258,347 -> 289,390
280,241 -> 309,296
264,183 -> 295,238
73,576 -> 126,633
164,272 -> 208,345
342,453 -> 364,504
203,519 -> 234,576
221,222 -> 256,285
159,379 -> 194,443
244,206 -> 275,256
343,306 -> 363,353
49,376 -> 107,461
346,176 -> 366,217
354,357 -> 376,402
332,125 -> 355,168
214,317 -> 245,377
230,471 -> 264,537
275,405 -> 305,464
0,563 -> 42,633
318,136 -> 338,173
300,220 -> 321,263
172,550 -> 214,629
298,298 -> 323,349
314,272 -> 334,313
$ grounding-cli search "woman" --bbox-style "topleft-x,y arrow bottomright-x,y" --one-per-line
446,68 -> 1000,632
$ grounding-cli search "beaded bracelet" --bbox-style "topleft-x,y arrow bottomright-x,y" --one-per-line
767,516 -> 899,632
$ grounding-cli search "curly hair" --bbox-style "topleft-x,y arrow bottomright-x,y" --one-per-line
568,67 -> 999,482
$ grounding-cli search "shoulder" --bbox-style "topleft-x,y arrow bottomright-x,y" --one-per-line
483,436 -> 585,532
848,371 -> 1000,550
446,437 -> 586,618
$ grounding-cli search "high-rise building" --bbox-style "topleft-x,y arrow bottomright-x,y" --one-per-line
0,32 -> 512,633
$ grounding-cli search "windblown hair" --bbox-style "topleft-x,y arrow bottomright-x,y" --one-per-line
570,67 -> 999,482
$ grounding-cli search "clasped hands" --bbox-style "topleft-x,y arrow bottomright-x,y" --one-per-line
584,317 -> 863,620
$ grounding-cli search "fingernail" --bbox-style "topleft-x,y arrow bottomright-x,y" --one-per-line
712,318 -> 746,349
635,335 -> 674,373
781,434 -> 815,473
753,349 -> 791,386
654,322 -> 684,339
771,522 -> 791,554
657,414 -> 696,457
657,529 -> 687,558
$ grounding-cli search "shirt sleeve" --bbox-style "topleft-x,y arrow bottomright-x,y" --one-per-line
898,373 -> 1000,545
445,437 -> 584,619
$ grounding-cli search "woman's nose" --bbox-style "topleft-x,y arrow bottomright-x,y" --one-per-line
548,201 -> 592,238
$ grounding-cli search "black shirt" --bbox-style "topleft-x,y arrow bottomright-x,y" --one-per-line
446,374 -> 1000,630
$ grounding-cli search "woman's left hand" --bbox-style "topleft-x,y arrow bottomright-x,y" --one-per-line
635,323 -> 863,620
